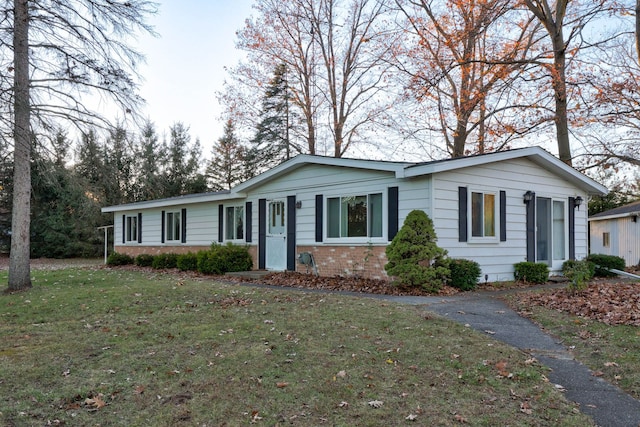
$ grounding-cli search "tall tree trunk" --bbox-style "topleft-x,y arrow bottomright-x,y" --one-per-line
636,0 -> 640,64
551,31 -> 571,166
8,0 -> 32,291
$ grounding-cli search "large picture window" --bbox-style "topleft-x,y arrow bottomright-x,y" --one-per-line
166,211 -> 181,242
225,206 -> 244,240
471,191 -> 496,238
327,193 -> 383,238
126,215 -> 138,242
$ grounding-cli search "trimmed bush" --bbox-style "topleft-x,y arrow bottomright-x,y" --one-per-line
385,210 -> 449,292
585,254 -> 626,277
152,253 -> 179,269
448,258 -> 481,291
514,262 -> 549,284
562,259 -> 595,292
107,252 -> 134,266
135,254 -> 155,267
177,252 -> 199,271
197,244 -> 253,275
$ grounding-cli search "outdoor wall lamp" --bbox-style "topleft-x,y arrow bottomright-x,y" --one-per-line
573,196 -> 583,210
295,200 -> 302,209
523,190 -> 534,204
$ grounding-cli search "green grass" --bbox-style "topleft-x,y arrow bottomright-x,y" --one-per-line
0,267 -> 591,426
506,297 -> 640,400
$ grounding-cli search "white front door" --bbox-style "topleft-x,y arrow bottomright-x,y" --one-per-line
266,200 -> 287,270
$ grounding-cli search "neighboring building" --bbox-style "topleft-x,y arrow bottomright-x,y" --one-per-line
589,200 -> 640,267
102,147 -> 607,282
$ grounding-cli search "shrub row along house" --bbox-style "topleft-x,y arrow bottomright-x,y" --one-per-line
102,147 -> 607,282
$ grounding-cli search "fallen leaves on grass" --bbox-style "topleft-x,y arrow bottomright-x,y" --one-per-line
512,280 -> 640,326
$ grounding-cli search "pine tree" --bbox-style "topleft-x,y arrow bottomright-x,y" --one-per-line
249,64 -> 295,175
164,122 -> 205,197
134,121 -> 167,201
207,119 -> 246,191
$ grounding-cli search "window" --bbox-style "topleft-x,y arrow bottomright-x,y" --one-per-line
327,193 -> 383,238
471,191 -> 496,238
166,211 -> 181,242
225,206 -> 244,240
603,232 -> 610,248
126,215 -> 137,242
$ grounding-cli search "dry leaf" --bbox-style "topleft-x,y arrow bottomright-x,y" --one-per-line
276,382 -> 289,388
336,370 -> 347,378
406,414 -> 418,421
368,400 -> 384,408
454,414 -> 468,423
520,401 -> 532,415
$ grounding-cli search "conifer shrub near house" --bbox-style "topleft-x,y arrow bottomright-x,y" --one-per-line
134,254 -> 155,267
385,210 -> 449,292
562,259 -> 595,292
448,258 -> 482,291
177,252 -> 199,271
514,262 -> 549,284
152,253 -> 178,269
106,252 -> 134,266
197,243 -> 253,275
585,254 -> 626,277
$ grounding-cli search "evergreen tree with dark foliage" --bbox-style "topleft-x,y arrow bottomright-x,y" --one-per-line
164,122 -> 206,197
248,64 -> 296,176
207,119 -> 246,190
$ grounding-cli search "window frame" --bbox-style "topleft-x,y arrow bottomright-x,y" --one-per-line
325,192 -> 385,242
165,210 -> 182,242
225,205 -> 245,241
469,190 -> 498,241
125,214 -> 138,243
603,232 -> 610,248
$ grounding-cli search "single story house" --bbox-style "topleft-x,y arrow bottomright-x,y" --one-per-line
102,147 -> 608,282
588,200 -> 640,267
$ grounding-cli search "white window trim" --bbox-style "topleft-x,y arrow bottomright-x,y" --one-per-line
125,214 -> 138,244
224,205 -> 245,242
324,192 -> 386,244
468,189 -> 499,242
165,210 -> 181,243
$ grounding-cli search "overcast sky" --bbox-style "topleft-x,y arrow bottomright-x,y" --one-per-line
134,0 -> 255,153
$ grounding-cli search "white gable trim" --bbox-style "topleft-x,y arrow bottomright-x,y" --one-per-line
102,191 -> 241,213
233,154 -> 410,193
404,147 -> 608,196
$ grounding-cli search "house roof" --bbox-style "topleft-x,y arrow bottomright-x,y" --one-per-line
102,146 -> 608,212
101,190 -> 233,213
589,199 -> 640,221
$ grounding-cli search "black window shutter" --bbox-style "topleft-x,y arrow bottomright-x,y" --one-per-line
122,215 -> 126,244
138,213 -> 142,243
258,199 -> 266,269
315,195 -> 323,242
526,193 -> 536,262
499,191 -> 506,242
287,196 -> 296,271
458,187 -> 468,242
245,201 -> 253,242
161,211 -> 165,243
568,197 -> 576,260
218,204 -> 224,243
181,208 -> 187,243
388,186 -> 399,241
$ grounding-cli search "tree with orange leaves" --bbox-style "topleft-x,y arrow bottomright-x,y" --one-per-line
395,0 -> 538,158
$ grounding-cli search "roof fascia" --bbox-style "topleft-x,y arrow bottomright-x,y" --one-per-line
404,147 -> 608,195
588,211 -> 640,222
101,192 -> 241,213
233,154 -> 410,193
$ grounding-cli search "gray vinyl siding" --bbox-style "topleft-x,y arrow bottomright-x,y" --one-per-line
432,158 -> 588,281
590,217 -> 640,267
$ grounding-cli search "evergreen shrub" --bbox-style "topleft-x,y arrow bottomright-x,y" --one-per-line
385,210 -> 449,292
448,258 -> 482,291
514,262 -> 549,284
585,254 -> 626,277
107,252 -> 134,266
197,243 -> 253,275
562,259 -> 595,292
177,252 -> 199,271
151,253 -> 178,269
135,254 -> 155,267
